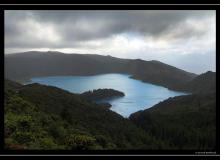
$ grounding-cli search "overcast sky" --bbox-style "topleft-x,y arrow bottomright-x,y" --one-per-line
5,10 -> 216,74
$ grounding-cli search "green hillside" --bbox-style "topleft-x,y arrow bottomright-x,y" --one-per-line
5,80 -> 167,150
5,74 -> 216,150
175,71 -> 216,93
130,93 -> 216,150
127,59 -> 196,90
80,89 -> 125,101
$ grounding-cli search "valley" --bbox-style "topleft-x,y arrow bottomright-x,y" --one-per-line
4,51 -> 216,150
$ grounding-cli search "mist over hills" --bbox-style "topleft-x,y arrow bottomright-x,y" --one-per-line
5,51 -> 197,91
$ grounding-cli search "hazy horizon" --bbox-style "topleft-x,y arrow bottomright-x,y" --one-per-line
5,10 -> 216,74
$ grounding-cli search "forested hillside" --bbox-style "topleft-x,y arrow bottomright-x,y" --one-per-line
80,89 -> 125,101
5,79 -> 216,150
130,93 -> 216,150
4,52 -> 216,150
126,59 -> 196,90
175,71 -> 216,93
5,80 -> 168,150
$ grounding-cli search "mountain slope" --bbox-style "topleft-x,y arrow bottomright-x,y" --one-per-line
5,51 -> 129,81
5,79 -> 167,150
175,71 -> 216,93
129,93 -> 216,150
126,59 -> 196,90
5,51 -> 196,90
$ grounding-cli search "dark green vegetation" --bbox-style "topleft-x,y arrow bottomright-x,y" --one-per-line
130,93 -> 216,150
4,51 -> 216,150
175,71 -> 216,94
80,89 -> 125,101
5,51 -> 196,90
5,77 -> 216,150
129,72 -> 216,150
127,59 -> 196,90
5,80 -> 167,150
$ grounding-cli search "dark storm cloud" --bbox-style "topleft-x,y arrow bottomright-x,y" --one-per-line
5,10 -> 215,49
32,10 -> 213,40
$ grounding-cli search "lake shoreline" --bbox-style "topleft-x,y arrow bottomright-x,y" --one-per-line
24,73 -> 188,117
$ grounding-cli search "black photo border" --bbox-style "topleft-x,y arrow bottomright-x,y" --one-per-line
0,4 -> 218,157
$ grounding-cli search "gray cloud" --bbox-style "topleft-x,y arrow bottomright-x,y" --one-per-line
4,10 -> 216,74
5,10 -> 215,49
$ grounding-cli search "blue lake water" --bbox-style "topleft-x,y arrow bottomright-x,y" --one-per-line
27,73 -> 188,117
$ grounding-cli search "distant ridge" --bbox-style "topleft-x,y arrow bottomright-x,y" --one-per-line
175,71 -> 216,93
5,51 -> 197,91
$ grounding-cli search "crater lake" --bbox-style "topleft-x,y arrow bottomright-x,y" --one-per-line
27,73 -> 188,117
